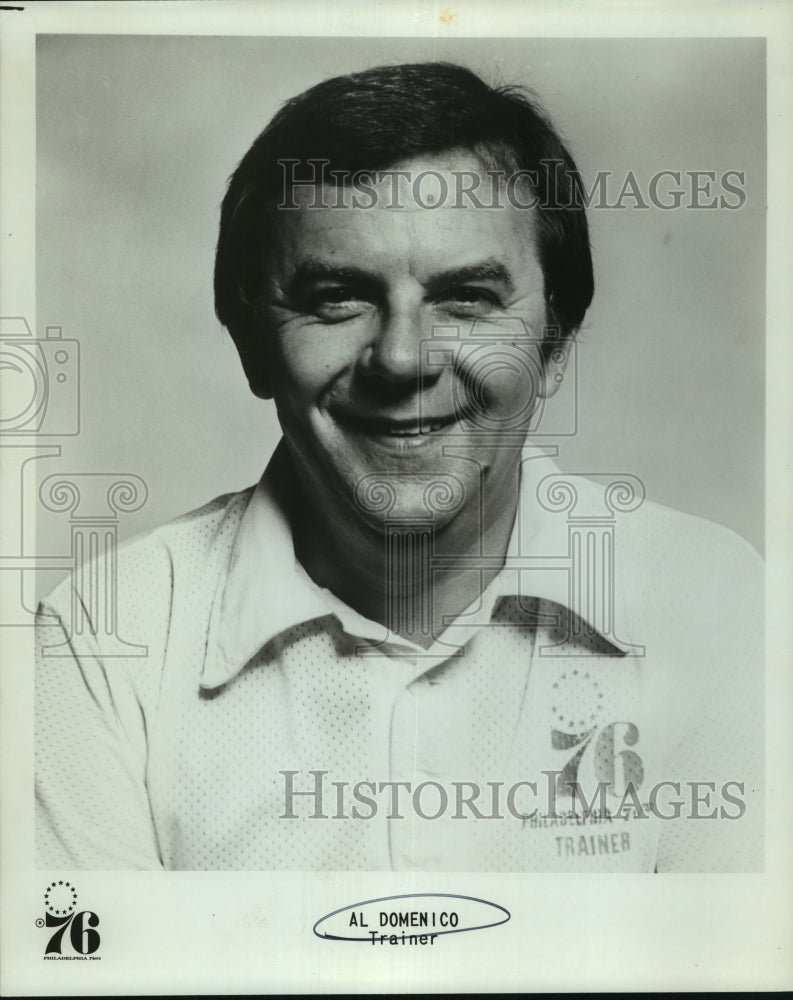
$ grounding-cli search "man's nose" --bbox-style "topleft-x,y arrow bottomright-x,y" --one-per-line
358,305 -> 428,385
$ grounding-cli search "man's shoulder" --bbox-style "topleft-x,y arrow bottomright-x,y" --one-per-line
611,493 -> 763,648
625,494 -> 762,580
144,485 -> 256,558
532,460 -> 761,581
41,484 -> 257,616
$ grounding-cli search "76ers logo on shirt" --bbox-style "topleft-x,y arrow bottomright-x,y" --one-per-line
549,669 -> 644,800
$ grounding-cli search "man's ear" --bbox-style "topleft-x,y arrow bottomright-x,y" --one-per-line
232,325 -> 273,400
537,335 -> 574,401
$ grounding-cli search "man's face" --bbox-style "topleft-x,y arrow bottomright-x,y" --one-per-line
261,153 -> 560,536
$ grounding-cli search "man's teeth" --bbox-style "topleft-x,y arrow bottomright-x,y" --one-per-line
386,421 -> 447,436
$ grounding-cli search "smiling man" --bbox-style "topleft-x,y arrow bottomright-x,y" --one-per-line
35,62 -> 763,872
255,152 -> 556,644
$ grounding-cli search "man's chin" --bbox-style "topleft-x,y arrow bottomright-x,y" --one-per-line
287,433 -> 478,532
349,468 -> 469,529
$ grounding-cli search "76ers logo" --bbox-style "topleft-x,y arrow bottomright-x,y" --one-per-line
550,670 -> 644,799
552,721 -> 644,798
36,881 -> 100,958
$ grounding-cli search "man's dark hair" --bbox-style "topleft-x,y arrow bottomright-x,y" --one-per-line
214,61 -> 594,395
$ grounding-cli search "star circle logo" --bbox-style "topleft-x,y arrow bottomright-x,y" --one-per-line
44,880 -> 78,917
550,669 -> 604,733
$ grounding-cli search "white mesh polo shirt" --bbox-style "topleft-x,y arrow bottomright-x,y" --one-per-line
35,443 -> 764,871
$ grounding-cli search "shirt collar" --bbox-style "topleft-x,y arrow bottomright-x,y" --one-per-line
202,441 -> 638,689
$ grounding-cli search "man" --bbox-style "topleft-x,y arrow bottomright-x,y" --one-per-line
35,62 -> 763,871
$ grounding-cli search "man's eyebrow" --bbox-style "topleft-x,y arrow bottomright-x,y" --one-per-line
287,259 -> 379,289
283,257 -> 516,295
428,260 -> 515,294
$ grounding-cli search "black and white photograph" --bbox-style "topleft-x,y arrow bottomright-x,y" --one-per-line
1,0 -> 791,994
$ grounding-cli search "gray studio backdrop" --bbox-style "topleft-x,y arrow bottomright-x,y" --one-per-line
34,34 -> 765,597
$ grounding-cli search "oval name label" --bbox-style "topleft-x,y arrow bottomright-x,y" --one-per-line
314,892 -> 510,943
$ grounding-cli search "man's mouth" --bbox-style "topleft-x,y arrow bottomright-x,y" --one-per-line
373,415 -> 457,436
335,411 -> 462,439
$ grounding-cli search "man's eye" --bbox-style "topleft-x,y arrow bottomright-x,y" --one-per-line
319,287 -> 356,303
307,287 -> 367,317
313,287 -> 356,305
439,287 -> 501,314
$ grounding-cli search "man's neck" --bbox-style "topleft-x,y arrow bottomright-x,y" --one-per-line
291,466 -> 521,650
